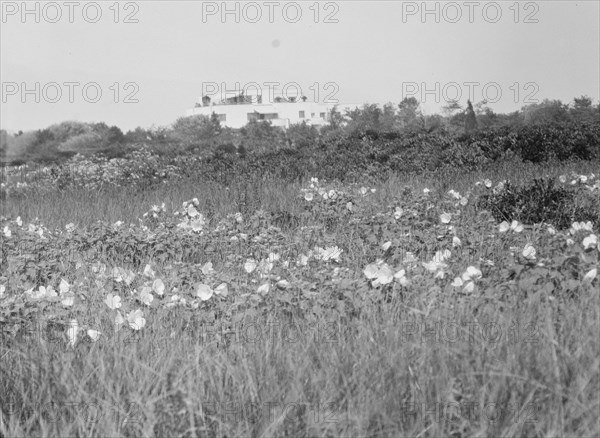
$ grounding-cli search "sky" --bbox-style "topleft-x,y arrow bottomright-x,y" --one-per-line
1,0 -> 599,133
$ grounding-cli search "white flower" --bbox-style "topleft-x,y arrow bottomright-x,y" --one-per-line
360,187 -> 368,195
463,281 -> 475,293
570,221 -> 594,235
511,220 -> 524,232
215,283 -> 229,296
3,226 -> 10,238
59,279 -> 74,307
499,221 -> 510,233
297,254 -> 309,266
187,204 -> 200,218
452,236 -> 462,247
314,246 -> 343,262
201,261 -> 215,276
484,179 -> 492,188
394,269 -> 410,286
382,241 -> 392,251
583,268 -> 597,283
196,284 -> 213,301
127,309 -> 146,330
152,279 -> 165,295
440,213 -> 452,224
328,190 -> 337,199
16,216 -> 22,226
105,293 -> 122,310
403,252 -> 417,264
522,244 -> 537,260
448,189 -> 461,199
394,207 -> 403,219
257,283 -> 270,294
276,279 -> 290,290
139,288 -> 154,306
364,261 -> 394,287
451,277 -> 464,287
346,202 -> 353,212
433,249 -> 451,263
87,330 -> 102,342
462,266 -> 482,282
423,188 -> 431,194
143,264 -> 156,278
559,175 -> 567,184
244,259 -> 257,273
583,234 -> 598,250
305,192 -> 314,201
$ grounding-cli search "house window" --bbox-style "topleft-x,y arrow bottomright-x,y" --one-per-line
217,114 -> 226,122
247,112 -> 259,122
311,113 -> 315,117
320,112 -> 326,118
299,111 -> 305,118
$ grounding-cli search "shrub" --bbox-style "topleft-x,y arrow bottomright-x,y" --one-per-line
477,177 -> 600,229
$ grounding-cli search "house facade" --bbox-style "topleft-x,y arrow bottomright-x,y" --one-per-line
186,91 -> 360,129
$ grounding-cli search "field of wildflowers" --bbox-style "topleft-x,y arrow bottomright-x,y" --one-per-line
1,150 -> 599,437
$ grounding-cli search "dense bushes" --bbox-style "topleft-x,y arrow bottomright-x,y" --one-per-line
3,120 -> 599,197
477,177 -> 600,229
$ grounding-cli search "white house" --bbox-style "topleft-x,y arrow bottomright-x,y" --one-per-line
186,90 -> 360,129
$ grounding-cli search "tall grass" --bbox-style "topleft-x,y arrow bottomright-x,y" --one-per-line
1,160 -> 599,437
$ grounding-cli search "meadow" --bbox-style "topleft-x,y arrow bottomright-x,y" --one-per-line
1,130 -> 599,437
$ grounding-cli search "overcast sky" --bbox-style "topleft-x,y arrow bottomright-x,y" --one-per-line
1,1 -> 599,132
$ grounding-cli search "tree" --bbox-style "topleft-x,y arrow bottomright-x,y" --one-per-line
380,103 -> 399,132
441,100 -> 462,117
286,121 -> 319,149
345,104 -> 382,135
464,100 -> 478,133
522,99 -> 570,125
398,97 -> 424,132
327,106 -> 345,130
569,95 -> 599,123
170,114 -> 222,146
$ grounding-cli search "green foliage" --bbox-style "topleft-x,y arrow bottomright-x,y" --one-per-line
477,176 -> 600,229
465,99 -> 478,134
169,114 -> 222,147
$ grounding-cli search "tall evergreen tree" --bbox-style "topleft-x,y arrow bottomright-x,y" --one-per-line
465,100 -> 478,133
